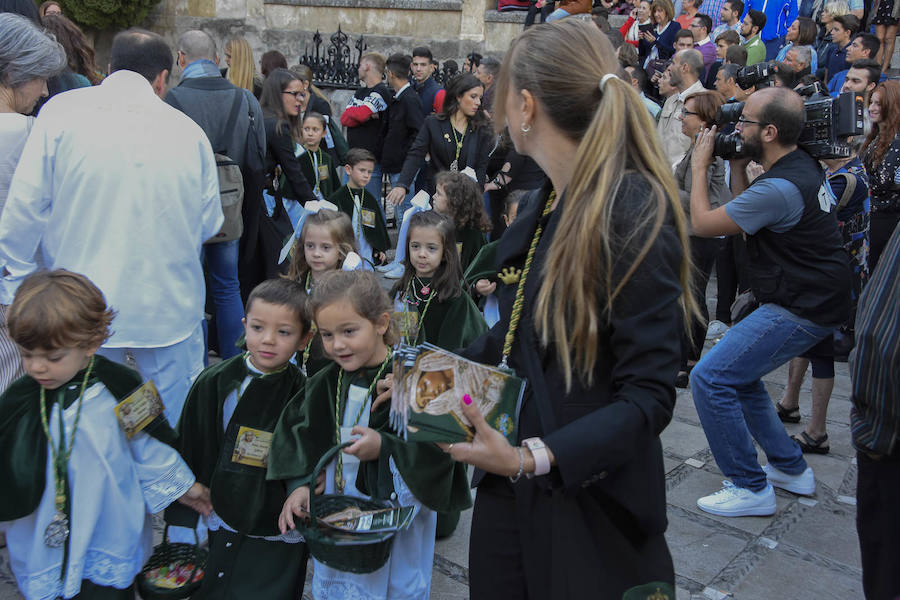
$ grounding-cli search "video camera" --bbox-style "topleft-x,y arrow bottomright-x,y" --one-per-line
712,81 -> 865,160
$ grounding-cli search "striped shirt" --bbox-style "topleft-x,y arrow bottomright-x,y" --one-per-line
850,223 -> 900,455
703,0 -> 731,28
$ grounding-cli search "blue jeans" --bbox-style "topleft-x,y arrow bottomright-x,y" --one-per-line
202,240 -> 244,360
389,171 -> 415,221
365,162 -> 388,222
690,303 -> 832,491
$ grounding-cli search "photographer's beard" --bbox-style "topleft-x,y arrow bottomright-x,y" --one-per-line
740,129 -> 764,162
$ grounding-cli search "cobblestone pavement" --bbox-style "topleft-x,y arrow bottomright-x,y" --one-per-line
0,272 -> 863,599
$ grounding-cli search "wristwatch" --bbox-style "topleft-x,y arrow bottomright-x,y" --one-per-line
522,437 -> 551,478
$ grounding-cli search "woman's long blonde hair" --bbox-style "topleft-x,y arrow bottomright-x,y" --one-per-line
493,19 -> 696,390
225,37 -> 256,92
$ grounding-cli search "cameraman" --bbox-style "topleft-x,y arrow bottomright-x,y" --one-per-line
687,87 -> 851,517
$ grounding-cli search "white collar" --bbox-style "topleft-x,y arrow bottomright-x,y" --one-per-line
695,36 -> 711,46
395,82 -> 411,97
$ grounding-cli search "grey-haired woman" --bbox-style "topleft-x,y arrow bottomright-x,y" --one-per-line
0,12 -> 65,392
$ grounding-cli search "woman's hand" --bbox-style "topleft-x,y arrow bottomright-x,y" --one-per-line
440,395 -> 525,477
371,373 -> 393,412
474,279 -> 497,296
345,426 -> 382,461
691,126 -> 717,172
386,187 -> 407,206
177,482 -> 213,516
279,486 -> 310,534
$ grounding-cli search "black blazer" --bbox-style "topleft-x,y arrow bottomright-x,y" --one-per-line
461,175 -> 682,597
395,115 -> 493,193
263,116 -> 316,204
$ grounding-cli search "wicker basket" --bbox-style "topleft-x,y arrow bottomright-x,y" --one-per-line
299,442 -> 398,574
136,525 -> 207,599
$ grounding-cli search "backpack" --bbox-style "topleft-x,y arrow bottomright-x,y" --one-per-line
207,90 -> 247,244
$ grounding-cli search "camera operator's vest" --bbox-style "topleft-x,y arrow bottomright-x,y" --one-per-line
739,149 -> 851,327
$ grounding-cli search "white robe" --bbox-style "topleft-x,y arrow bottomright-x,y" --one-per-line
1,381 -> 195,600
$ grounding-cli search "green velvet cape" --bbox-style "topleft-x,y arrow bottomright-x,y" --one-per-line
267,361 -> 471,514
174,355 -> 305,537
0,355 -> 175,521
463,239 -> 500,286
456,226 -> 488,274
416,289 -> 488,352
298,148 -> 340,200
328,184 -> 391,253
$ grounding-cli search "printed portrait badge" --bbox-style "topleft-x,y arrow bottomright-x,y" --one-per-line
114,380 -> 165,438
456,242 -> 463,257
393,310 -> 420,343
361,208 -> 376,228
231,426 -> 273,467
318,164 -> 330,181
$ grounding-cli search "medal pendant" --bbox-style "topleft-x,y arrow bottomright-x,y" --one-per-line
44,512 -> 69,548
421,286 -> 430,295
450,160 -> 459,172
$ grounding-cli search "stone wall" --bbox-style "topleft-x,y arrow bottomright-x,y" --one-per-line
136,0 -> 536,71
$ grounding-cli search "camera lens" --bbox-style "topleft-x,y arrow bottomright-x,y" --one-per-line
716,101 -> 744,126
713,131 -> 745,159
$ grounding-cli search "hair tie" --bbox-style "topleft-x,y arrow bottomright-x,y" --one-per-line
599,73 -> 618,92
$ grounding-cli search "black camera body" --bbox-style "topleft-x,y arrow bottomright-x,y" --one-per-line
713,89 -> 865,160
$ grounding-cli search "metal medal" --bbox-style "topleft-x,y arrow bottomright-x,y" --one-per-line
44,512 -> 69,548
449,160 -> 459,172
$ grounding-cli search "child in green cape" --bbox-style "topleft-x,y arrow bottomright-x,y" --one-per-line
390,211 -> 488,537
328,148 -> 390,267
173,278 -> 313,599
298,112 -> 341,201
269,270 -> 470,599
431,170 -> 491,272
0,270 -> 210,600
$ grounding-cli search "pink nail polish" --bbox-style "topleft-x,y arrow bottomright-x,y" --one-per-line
463,394 -> 472,405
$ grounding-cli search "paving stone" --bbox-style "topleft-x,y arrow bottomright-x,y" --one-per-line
667,469 -> 791,536
729,549 -> 862,599
434,507 -> 473,569
666,514 -> 749,583
799,453 -> 852,492
429,570 -> 469,600
673,390 -> 702,425
780,504 -> 861,569
665,457 -> 683,474
661,421 -> 711,459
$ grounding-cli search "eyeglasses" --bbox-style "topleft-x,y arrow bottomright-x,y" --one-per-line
680,109 -> 699,117
282,90 -> 305,99
736,116 -> 769,127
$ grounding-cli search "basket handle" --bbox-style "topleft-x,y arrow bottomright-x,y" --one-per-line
160,524 -> 202,586
310,441 -> 354,489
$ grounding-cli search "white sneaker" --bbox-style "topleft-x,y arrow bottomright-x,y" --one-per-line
763,464 -> 816,496
382,263 -> 405,279
706,320 -> 730,340
375,262 -> 395,273
697,481 -> 776,517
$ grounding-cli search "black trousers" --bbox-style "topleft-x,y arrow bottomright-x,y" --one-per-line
869,212 -> 900,274
469,475 -> 674,600
857,450 -> 900,600
681,236 -> 720,369
714,235 -> 740,324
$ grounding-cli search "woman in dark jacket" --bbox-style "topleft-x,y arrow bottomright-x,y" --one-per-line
258,68 -> 316,209
441,20 -> 693,600
386,73 -> 493,202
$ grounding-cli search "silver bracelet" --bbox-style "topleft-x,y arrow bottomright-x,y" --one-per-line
508,446 -> 525,483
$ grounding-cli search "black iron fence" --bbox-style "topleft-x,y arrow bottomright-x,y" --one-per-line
299,27 -> 462,90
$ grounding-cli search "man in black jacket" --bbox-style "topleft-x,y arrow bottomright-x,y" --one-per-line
380,54 -> 424,221
165,30 -> 266,358
687,87 -> 851,517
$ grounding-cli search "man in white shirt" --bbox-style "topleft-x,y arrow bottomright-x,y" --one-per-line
0,28 -> 223,425
658,49 -> 707,166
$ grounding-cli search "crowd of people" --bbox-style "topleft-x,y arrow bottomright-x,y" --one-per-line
0,0 -> 899,599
